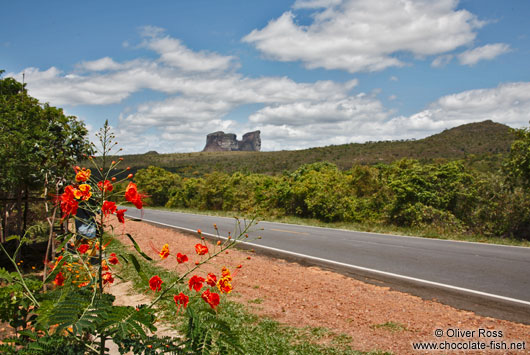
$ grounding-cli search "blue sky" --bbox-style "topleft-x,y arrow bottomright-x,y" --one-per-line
2,0 -> 529,153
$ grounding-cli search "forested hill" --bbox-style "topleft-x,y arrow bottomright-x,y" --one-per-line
117,120 -> 515,176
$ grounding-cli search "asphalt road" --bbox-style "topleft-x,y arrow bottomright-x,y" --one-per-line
124,208 -> 530,323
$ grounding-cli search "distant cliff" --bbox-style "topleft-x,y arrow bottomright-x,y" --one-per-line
203,130 -> 261,152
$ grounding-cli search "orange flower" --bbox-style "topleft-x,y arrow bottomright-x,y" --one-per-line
125,182 -> 145,209
195,243 -> 208,256
108,253 -> 119,265
75,168 -> 91,182
53,272 -> 65,286
97,180 -> 114,192
221,267 -> 232,281
159,244 -> 170,259
74,184 -> 92,201
206,273 -> 217,287
102,272 -> 114,285
101,260 -> 109,271
217,277 -> 233,294
176,253 -> 188,264
201,289 -> 220,309
102,201 -> 117,217
188,275 -> 205,292
78,281 -> 89,288
116,209 -> 127,223
77,244 -> 90,254
53,256 -> 63,270
174,292 -> 189,310
149,275 -> 163,292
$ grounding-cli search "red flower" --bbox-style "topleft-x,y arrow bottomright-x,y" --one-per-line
59,185 -> 78,219
206,273 -> 217,287
125,182 -> 145,209
116,209 -> 127,223
149,275 -> 163,292
102,201 -> 117,217
159,244 -> 170,259
77,244 -> 90,254
102,272 -> 114,285
188,275 -> 205,292
176,253 -> 188,264
75,168 -> 91,182
173,292 -> 189,309
201,289 -> 220,310
108,253 -> 119,265
53,272 -> 65,286
97,180 -> 114,192
195,243 -> 208,256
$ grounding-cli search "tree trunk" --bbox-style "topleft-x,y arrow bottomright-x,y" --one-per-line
22,187 -> 29,235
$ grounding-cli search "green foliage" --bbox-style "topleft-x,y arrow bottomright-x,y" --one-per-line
504,125 -> 530,189
134,166 -> 181,206
0,71 -> 91,238
183,303 -> 243,354
385,159 -> 476,230
0,268 -> 41,330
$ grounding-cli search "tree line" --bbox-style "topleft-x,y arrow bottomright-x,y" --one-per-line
134,135 -> 530,240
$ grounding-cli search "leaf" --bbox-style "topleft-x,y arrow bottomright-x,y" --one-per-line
128,254 -> 148,283
5,235 -> 20,242
125,233 -> 152,260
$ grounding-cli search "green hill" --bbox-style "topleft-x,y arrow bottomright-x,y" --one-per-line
116,120 -> 515,176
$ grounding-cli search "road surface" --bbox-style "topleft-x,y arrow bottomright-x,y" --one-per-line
124,208 -> 530,323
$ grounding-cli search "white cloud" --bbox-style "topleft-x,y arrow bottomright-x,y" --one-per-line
431,54 -> 453,68
78,57 -> 123,71
8,28 -> 528,154
243,0 -> 484,73
140,26 -> 237,72
249,82 -> 530,151
458,43 -> 511,66
292,0 -> 342,9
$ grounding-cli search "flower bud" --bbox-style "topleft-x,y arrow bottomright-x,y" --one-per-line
127,174 -> 133,179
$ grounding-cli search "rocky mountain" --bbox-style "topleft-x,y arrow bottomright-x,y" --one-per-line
202,130 -> 261,152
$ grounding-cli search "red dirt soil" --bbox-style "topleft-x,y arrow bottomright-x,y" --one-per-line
112,219 -> 529,354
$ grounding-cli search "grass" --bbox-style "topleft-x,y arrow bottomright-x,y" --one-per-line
106,237 -> 391,355
370,322 -> 409,333
137,205 -> 530,247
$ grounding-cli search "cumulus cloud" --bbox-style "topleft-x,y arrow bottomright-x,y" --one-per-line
250,82 -> 530,150
458,43 -> 511,65
243,0 -> 484,73
8,27 -> 528,154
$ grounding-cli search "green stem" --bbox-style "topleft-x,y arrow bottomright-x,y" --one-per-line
0,236 -> 40,307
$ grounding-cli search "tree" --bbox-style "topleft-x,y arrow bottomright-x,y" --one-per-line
504,125 -> 530,189
0,70 -> 91,240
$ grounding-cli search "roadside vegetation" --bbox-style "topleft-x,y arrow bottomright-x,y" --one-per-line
132,134 -> 530,243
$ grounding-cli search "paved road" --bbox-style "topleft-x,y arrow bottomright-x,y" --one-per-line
125,208 -> 530,321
